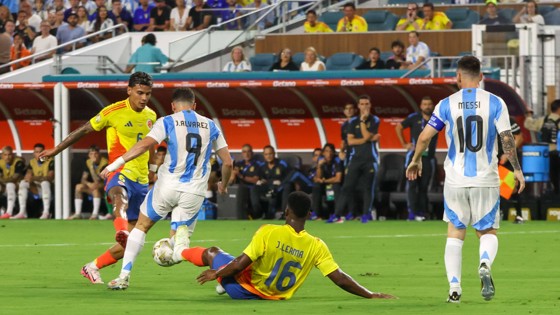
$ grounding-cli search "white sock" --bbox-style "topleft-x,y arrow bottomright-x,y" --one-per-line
445,238 -> 464,294
74,199 -> 83,215
119,228 -> 146,278
17,181 -> 29,215
6,183 -> 16,215
479,234 -> 498,268
92,198 -> 101,216
41,181 -> 51,214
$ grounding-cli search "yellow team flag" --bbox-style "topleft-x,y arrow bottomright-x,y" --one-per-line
498,165 -> 516,200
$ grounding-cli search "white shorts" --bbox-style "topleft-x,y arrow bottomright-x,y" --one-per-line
443,186 -> 500,230
140,183 -> 204,231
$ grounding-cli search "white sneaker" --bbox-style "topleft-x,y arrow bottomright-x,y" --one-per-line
99,213 -> 114,220
67,213 -> 82,220
10,213 -> 27,219
172,225 -> 190,263
216,283 -> 226,295
107,275 -> 129,290
81,263 -> 104,284
39,212 -> 51,220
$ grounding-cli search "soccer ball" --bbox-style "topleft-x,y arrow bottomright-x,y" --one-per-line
152,238 -> 175,267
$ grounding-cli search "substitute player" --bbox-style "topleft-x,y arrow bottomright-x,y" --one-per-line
181,191 -> 395,300
39,72 -> 157,284
0,146 -> 26,219
99,87 -> 233,290
14,143 -> 54,219
406,56 -> 525,303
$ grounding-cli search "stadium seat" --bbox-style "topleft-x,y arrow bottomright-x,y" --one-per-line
378,153 -> 406,194
538,5 -> 556,17
362,10 -> 399,31
292,52 -> 305,68
325,53 -> 364,70
445,8 -> 480,29
387,0 -> 413,5
497,8 -> 516,24
249,53 -> 276,71
278,154 -> 302,170
544,9 -> 560,26
319,11 -> 343,31
380,51 -> 393,62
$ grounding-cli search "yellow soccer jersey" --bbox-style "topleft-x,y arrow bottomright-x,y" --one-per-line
336,15 -> 368,32
90,99 -> 157,184
424,12 -> 450,30
238,224 -> 339,300
304,21 -> 333,33
396,17 -> 424,31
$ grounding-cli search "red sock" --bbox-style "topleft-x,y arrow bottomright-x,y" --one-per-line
113,217 -> 128,231
181,247 -> 207,266
94,250 -> 118,269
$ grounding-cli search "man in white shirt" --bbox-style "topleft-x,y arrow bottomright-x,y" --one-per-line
20,0 -> 43,31
32,21 -> 58,61
404,31 -> 430,69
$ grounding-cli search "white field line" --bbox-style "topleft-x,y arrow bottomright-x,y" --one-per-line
0,230 -> 558,248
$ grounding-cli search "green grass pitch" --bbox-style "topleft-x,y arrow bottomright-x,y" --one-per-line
0,220 -> 558,315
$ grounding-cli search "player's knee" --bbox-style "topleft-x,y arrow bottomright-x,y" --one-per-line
19,181 -> 29,189
204,246 -> 223,262
75,183 -> 84,192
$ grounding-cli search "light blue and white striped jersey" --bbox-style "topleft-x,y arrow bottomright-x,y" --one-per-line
427,88 -> 512,187
147,110 -> 228,195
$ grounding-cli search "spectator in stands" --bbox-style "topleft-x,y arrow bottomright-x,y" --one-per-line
329,95 -> 380,224
270,47 -> 298,71
50,9 -> 65,36
120,0 -> 139,17
421,3 -> 452,30
69,145 -> 107,220
336,3 -> 367,32
3,19 -> 15,39
80,0 -> 98,16
170,0 -> 189,31
88,6 -> 114,42
15,10 -> 36,49
251,145 -> 290,219
31,21 -> 57,61
222,45 -> 251,72
49,0 -> 66,13
300,46 -> 325,71
244,0 -> 274,30
229,144 -> 263,219
524,100 -> 560,194
133,0 -> 155,31
479,0 -> 509,25
396,96 -> 437,221
125,33 -> 171,73
403,31 -> 430,69
221,0 -> 242,30
64,0 -> 80,22
89,0 -> 117,22
112,0 -> 133,33
357,47 -> 385,70
206,0 -> 226,11
2,0 -> 18,21
149,0 -> 171,31
186,0 -> 212,30
513,0 -> 544,25
56,12 -> 86,52
396,2 -> 423,31
19,0 -> 41,31
304,9 -> 332,33
10,32 -> 31,70
311,143 -> 343,221
0,5 -> 14,33
33,0 -> 50,22
385,40 -> 406,70
0,27 -> 12,74
76,6 -> 90,30
14,143 -> 54,219
0,146 -> 26,219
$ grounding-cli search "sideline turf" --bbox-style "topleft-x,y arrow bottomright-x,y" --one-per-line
0,220 -> 558,315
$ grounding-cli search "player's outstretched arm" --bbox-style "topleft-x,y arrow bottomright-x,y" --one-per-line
39,122 -> 95,160
327,269 -> 397,299
406,125 -> 438,180
100,136 -> 159,179
499,130 -> 525,193
197,253 -> 252,285
216,146 -> 233,194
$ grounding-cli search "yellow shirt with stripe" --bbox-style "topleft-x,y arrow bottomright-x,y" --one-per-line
336,15 -> 368,32
0,157 -> 25,181
424,12 -> 450,30
89,99 -> 157,184
29,159 -> 54,178
396,17 -> 424,31
237,224 -> 339,300
304,21 -> 333,33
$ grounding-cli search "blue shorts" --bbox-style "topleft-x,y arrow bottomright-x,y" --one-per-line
213,252 -> 262,300
105,172 -> 148,221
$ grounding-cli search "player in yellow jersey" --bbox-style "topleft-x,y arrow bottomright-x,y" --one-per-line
0,146 -> 26,219
179,191 -> 396,300
304,10 -> 333,33
13,143 -> 54,219
39,72 -> 157,284
336,3 -> 367,33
